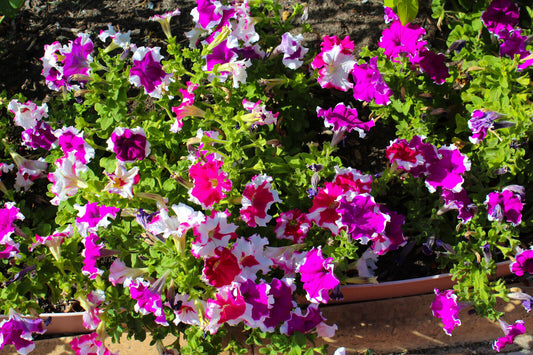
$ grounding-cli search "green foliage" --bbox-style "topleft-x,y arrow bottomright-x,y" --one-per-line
0,0 -> 23,22
384,0 -> 419,24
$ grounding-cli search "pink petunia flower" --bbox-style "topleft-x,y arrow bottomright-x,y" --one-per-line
425,145 -> 471,193
202,246 -> 241,287
70,332 -> 117,355
48,153 -> 89,206
74,202 -> 120,237
30,224 -> 74,262
481,0 -> 520,37
192,210 -> 237,258
80,290 -> 106,330
240,174 -> 281,227
333,166 -> 373,195
307,182 -> 345,235
298,247 -> 340,304
431,289 -> 463,335
189,155 -> 232,209
82,233 -> 105,279
352,57 -> 393,105
231,234 -> 273,282
379,20 -> 427,63
55,126 -> 95,164
485,186 -> 524,226
106,126 -> 151,163
440,189 -> 477,224
205,284 -> 246,334
125,277 -> 168,326
0,309 -> 47,355
311,35 -> 356,91
170,81 -> 200,133
383,6 -> 399,24
129,46 -> 173,98
11,153 -> 48,192
167,294 -> 205,326
275,209 -> 310,244
21,121 -> 57,151
104,162 -> 140,199
468,110 -> 504,144
510,247 -> 533,277
386,138 -> 425,170
492,319 -> 526,352
280,304 -> 336,337
242,99 -> 279,126
317,103 -> 374,138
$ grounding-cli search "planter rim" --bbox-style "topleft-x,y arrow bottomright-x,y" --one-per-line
0,311 -> 88,335
332,260 -> 512,304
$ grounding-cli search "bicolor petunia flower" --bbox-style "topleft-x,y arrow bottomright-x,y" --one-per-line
333,166 -> 373,195
62,33 -> 94,80
8,99 -> 48,130
12,154 -> 48,192
481,0 -> 520,37
492,319 -> 526,352
508,291 -> 533,312
107,126 -> 151,163
192,210 -> 237,258
386,138 -> 425,171
275,209 -> 310,244
21,121 -> 57,151
379,20 -> 427,63
30,224 -> 74,262
74,202 -> 120,237
55,126 -> 95,164
189,155 -> 232,209
468,110 -> 506,144
205,284 -> 246,334
170,81 -> 200,133
142,203 -> 204,242
149,8 -> 181,39
0,309 -> 47,355
383,6 -> 399,24
262,278 -> 296,331
48,153 -> 89,206
510,247 -> 533,277
240,174 -> 281,227
238,279 -> 273,329
311,35 -> 356,91
70,332 -> 117,355
280,304 -> 335,337
264,245 -> 306,279
108,258 -> 146,287
485,186 -> 524,226
317,103 -> 374,138
125,276 -> 168,326
298,247 -> 340,304
167,294 -> 205,326
40,41 -> 67,91
231,234 -> 273,282
98,24 -> 134,50
307,182 -> 345,235
275,32 -> 309,69
439,189 -> 477,224
242,99 -> 279,126
80,289 -> 106,330
202,246 -> 241,287
352,57 -> 393,105
82,233 -> 105,279
104,162 -> 140,199
431,289 -> 463,335
0,202 -> 24,259
129,46 -> 173,98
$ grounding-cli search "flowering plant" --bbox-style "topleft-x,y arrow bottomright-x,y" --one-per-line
0,0 -> 532,354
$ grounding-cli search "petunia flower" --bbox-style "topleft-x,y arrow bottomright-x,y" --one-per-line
11,154 -> 48,192
418,49 -> 450,84
0,309 -> 47,355
55,126 -> 95,164
129,46 -> 173,98
332,166 -> 373,194
262,278 -> 296,331
280,304 -> 335,337
30,224 -> 74,262
8,99 -> 48,130
379,20 -> 427,63
0,202 -> 24,259
80,289 -> 106,330
125,276 -> 168,326
70,332 -> 117,355
103,162 -> 140,199
40,41 -> 67,91
202,246 -> 241,287
238,279 -> 273,329
499,29 -> 529,58
62,33 -> 94,80
386,138 -> 425,170
48,153 -> 89,206
21,121 -> 57,151
205,284 -> 246,334
106,126 -> 151,163
231,234 -> 273,282
189,155 -> 232,209
508,291 -> 533,312
431,289 -> 463,335
492,319 -> 526,352
307,182 -> 345,235
149,8 -> 181,39
383,6 -> 399,24
485,186 -> 524,226
191,0 -> 227,30
317,103 -> 374,138
98,24 -> 134,51
167,294 -> 205,326
240,174 -> 281,227
242,99 -> 279,126
74,202 -> 120,237
439,189 -> 477,224
108,258 -> 146,287
510,247 -> 533,277
274,32 -> 309,69
481,0 -> 520,37
192,210 -> 237,258
425,145 -> 471,193
298,247 -> 340,304
170,81 -> 200,133
274,209 -> 310,244
311,35 -> 356,91
352,57 -> 393,105
82,233 -> 105,279
468,110 -> 507,144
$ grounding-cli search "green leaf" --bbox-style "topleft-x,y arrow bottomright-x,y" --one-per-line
397,0 -> 418,25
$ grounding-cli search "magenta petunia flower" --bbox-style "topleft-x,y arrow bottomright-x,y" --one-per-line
275,209 -> 310,244
192,0 -> 226,30
81,289 -> 105,330
431,289 -> 463,335
510,247 -> 533,277
468,110 -> 504,144
425,145 -> 471,193
262,278 -> 295,331
493,319 -> 526,352
129,46 -> 172,98
307,182 -> 345,235
440,189 -> 477,223
238,279 -> 273,329
125,277 -> 168,326
337,192 -> 390,243
378,209 -> 407,254
0,309 -> 47,355
379,20 -> 427,62
418,49 -> 450,85
71,332 -> 117,355
311,35 -> 356,91
41,41 -> 66,91
82,233 -> 104,279
298,247 -> 340,304
202,246 -> 241,287
383,6 -> 399,24
55,126 -> 95,164
317,103 -> 374,138
107,126 -> 151,163
0,202 -> 24,240
333,166 -> 373,195
205,284 -> 246,334
386,138 -> 425,170
242,99 -> 279,126
62,33 -> 94,80
74,202 -> 120,237
240,174 -> 281,227
21,121 -> 57,151
280,304 -> 332,337
189,155 -> 232,209
481,0 -> 520,36
352,57 -> 393,105
485,187 -> 524,226
205,39 -> 238,71
170,81 -> 200,133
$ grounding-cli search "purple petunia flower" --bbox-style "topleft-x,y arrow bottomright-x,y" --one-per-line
379,20 -> 427,63
107,126 -> 151,163
21,121 -> 57,151
55,126 -> 95,164
0,309 -> 47,355
425,145 -> 471,193
499,29 -> 529,58
418,49 -> 450,85
481,0 -> 520,37
383,6 -> 399,24
510,247 -> 533,277
440,188 -> 477,223
493,319 -> 526,352
468,110 -> 504,144
485,186 -> 524,226
129,46 -> 173,98
275,32 -> 309,69
317,103 -> 375,138
75,202 -> 120,237
81,233 -> 104,279
298,247 -> 340,304
62,33 -> 94,80
352,57 -> 393,105
238,279 -> 273,329
431,289 -> 463,335
125,277 -> 168,326
262,278 -> 295,331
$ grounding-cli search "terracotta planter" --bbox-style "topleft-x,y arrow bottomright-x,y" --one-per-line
333,260 -> 513,304
0,311 -> 87,335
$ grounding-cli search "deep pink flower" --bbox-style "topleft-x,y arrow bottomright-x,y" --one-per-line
202,246 -> 241,287
205,39 -> 238,71
317,103 -> 374,138
48,153 -> 89,206
307,182 -> 345,235
0,202 -> 24,240
493,319 -> 526,352
425,145 -> 471,193
0,310 -> 46,355
240,174 -> 281,227
311,36 -> 356,91
242,99 -> 279,126
125,277 -> 168,326
418,49 -> 450,85
481,0 -> 520,36
55,126 -> 95,164
332,166 -> 373,195
377,209 -> 406,254
384,6 -> 399,24
107,126 -> 151,163
62,33 -> 94,79
405,135 -> 439,178
171,81 -> 199,133
337,192 -> 390,243
189,156 -> 232,209
129,46 -> 172,98
431,289 -> 462,335
75,202 -> 120,237
71,332 -> 117,355
167,294 -> 204,326
205,285 -> 246,334
352,57 -> 393,105
192,210 -> 237,258
81,290 -> 105,330
192,0 -> 225,30
40,41 -> 66,91
485,187 -> 524,226
30,225 -> 73,261
386,138 -> 425,170
299,247 -> 340,304
379,20 -> 427,62
82,233 -> 104,279
275,209 -> 310,244
231,234 -> 272,282
510,248 -> 533,277
440,189 -> 477,223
